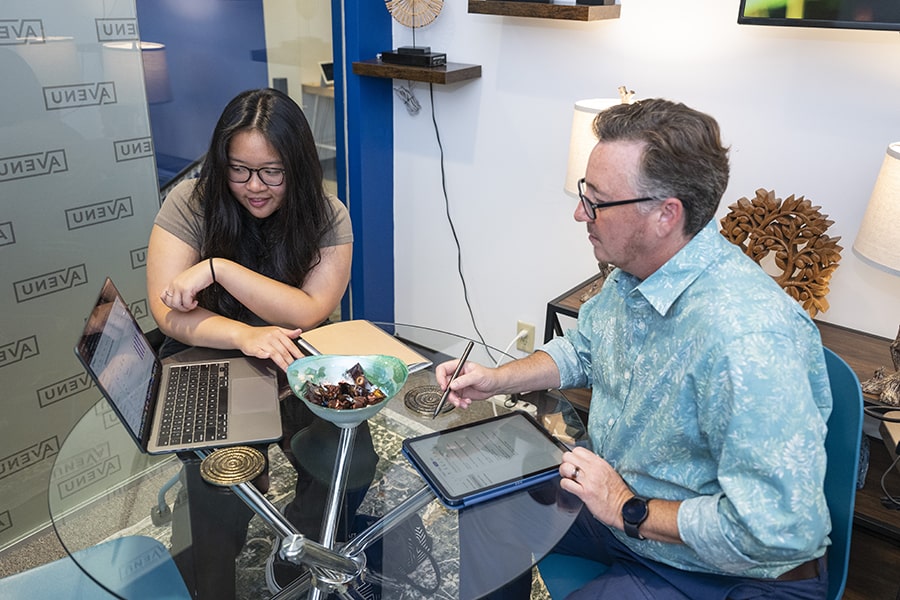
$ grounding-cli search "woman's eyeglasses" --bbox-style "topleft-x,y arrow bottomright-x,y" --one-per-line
227,165 -> 285,187
577,178 -> 656,219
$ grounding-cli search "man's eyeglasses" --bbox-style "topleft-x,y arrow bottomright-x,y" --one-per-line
227,165 -> 286,187
577,178 -> 656,219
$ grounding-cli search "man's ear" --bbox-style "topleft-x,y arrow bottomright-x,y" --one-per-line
655,197 -> 685,236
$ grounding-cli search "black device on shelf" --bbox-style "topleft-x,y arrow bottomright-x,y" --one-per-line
380,50 -> 447,67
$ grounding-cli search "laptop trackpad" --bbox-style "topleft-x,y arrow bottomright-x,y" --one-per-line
231,377 -> 276,414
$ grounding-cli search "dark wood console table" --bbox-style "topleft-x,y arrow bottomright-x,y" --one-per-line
545,276 -> 900,542
817,321 -> 900,541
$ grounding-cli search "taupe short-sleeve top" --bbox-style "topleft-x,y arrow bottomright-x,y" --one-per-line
154,179 -> 353,251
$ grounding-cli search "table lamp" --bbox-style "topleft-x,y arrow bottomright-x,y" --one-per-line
103,41 -> 172,105
564,86 -> 635,198
852,142 -> 900,405
563,88 -> 635,300
140,42 -> 172,105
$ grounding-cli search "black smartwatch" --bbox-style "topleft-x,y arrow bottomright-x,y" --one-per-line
622,495 -> 650,540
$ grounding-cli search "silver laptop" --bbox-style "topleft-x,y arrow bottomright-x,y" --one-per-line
74,277 -> 282,455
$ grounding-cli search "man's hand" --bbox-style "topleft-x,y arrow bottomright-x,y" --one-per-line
434,360 -> 499,408
560,446 -> 683,544
559,446 -> 634,529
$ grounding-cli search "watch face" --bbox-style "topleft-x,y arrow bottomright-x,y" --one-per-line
622,496 -> 649,524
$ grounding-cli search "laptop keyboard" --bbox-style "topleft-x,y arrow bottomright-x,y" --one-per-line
157,362 -> 229,447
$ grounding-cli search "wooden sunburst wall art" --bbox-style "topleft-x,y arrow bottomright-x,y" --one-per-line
385,0 -> 443,28
719,189 -> 843,318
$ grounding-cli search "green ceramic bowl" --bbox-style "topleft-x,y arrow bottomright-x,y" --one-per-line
286,354 -> 409,428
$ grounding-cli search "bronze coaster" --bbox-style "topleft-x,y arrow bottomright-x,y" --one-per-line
200,446 -> 266,486
404,385 -> 453,416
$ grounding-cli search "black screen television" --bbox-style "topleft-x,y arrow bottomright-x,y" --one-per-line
738,0 -> 900,31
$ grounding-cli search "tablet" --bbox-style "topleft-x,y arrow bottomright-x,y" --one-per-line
401,411 -> 569,510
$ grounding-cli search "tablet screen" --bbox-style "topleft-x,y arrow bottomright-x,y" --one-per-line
402,411 -> 567,508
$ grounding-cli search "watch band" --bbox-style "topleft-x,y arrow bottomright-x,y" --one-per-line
622,495 -> 650,540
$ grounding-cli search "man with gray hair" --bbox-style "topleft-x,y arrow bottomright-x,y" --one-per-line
438,99 -> 831,599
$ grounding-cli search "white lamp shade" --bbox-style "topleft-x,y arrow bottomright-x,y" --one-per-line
564,98 -> 620,197
853,143 -> 900,275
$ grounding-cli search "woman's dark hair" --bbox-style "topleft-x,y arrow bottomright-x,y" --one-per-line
592,98 -> 730,236
193,88 -> 332,321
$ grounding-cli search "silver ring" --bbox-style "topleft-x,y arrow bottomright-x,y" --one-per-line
572,466 -> 581,480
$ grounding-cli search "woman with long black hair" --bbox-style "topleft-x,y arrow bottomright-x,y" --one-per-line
147,88 -> 372,598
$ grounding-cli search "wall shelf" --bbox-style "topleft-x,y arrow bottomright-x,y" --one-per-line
352,59 -> 482,85
468,0 -> 621,21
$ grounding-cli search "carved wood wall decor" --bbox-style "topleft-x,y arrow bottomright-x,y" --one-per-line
719,189 -> 843,318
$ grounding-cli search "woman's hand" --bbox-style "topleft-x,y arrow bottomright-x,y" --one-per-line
160,260 -> 214,312
236,326 -> 305,371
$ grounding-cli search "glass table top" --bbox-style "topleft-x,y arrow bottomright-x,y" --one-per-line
48,322 -> 587,599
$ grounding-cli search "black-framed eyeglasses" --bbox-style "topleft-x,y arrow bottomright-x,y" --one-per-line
227,164 -> 286,187
577,177 -> 656,219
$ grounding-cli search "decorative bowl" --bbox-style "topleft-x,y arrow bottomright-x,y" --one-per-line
286,354 -> 409,428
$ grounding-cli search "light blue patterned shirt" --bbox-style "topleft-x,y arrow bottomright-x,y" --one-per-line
541,221 -> 832,579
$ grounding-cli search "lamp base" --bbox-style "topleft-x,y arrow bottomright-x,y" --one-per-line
860,326 -> 900,405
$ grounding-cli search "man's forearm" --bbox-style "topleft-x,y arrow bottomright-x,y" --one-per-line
495,350 -> 561,394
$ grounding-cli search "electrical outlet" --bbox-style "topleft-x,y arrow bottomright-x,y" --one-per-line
516,321 -> 535,353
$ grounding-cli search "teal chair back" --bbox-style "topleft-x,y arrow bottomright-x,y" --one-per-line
0,535 -> 190,599
821,346 -> 863,600
538,346 -> 863,600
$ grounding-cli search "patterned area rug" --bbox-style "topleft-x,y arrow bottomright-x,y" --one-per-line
130,413 -> 552,599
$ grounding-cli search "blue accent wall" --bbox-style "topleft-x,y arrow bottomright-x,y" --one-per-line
332,0 -> 395,323
136,0 -> 269,185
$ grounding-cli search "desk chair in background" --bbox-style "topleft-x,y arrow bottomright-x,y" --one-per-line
538,347 -> 863,600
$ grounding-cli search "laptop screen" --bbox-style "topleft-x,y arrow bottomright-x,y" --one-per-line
76,280 -> 157,444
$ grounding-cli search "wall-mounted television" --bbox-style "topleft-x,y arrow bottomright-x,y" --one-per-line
738,0 -> 900,32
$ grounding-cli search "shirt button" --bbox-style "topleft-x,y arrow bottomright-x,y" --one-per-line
608,418 -> 615,427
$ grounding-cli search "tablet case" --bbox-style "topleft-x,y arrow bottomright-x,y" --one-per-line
402,411 -> 568,509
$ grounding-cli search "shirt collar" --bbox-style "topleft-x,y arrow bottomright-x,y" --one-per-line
616,221 -> 722,316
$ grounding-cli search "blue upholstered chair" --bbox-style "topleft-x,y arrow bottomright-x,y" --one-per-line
538,346 -> 863,600
0,535 -> 190,599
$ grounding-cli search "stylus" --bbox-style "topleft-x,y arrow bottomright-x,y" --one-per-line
295,336 -> 321,356
432,340 -> 474,419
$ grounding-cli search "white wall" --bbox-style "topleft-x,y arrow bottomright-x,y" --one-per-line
389,0 -> 900,353
262,0 -> 332,98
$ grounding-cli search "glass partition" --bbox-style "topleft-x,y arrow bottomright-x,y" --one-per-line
262,0 -> 337,193
0,0 -> 160,550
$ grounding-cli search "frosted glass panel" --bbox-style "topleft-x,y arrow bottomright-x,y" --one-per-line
0,0 -> 160,548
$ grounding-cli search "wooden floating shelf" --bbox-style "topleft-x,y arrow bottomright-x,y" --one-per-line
352,59 -> 482,85
468,0 -> 621,21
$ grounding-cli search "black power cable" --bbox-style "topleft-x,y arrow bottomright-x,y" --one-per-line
428,83 -> 494,362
